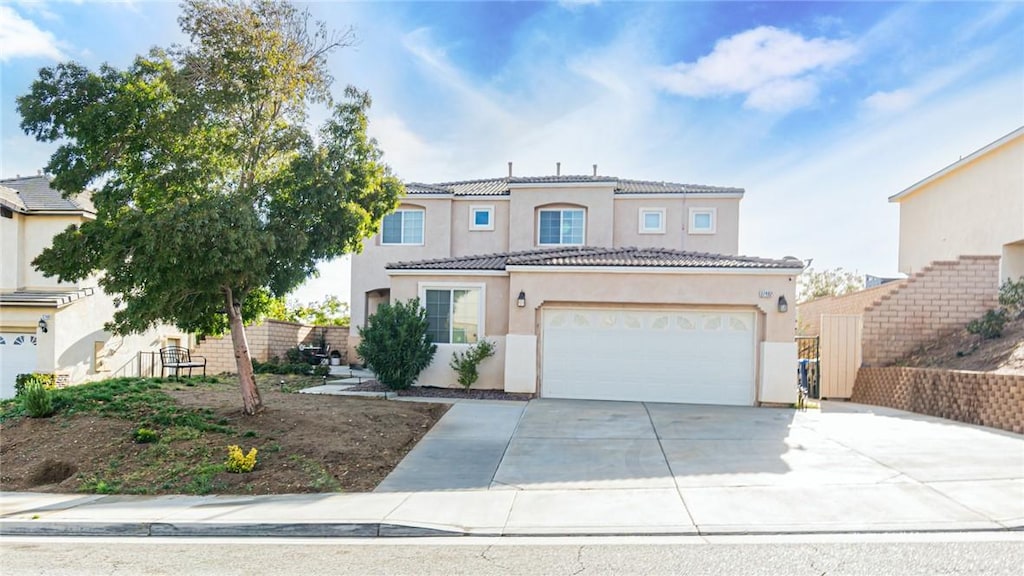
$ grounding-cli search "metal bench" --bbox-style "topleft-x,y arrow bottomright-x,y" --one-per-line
159,346 -> 207,379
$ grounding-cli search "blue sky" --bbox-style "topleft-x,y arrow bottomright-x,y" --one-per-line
2,1 -> 1022,304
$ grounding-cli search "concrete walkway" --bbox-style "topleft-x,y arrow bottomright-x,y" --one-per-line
2,400 -> 1022,537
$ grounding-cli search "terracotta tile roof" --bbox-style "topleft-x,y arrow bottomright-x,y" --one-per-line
387,247 -> 803,271
0,176 -> 95,214
403,176 -> 743,197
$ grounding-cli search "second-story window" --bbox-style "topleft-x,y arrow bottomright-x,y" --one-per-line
538,208 -> 585,245
688,207 -> 716,235
639,208 -> 666,234
381,209 -> 425,245
470,206 -> 494,231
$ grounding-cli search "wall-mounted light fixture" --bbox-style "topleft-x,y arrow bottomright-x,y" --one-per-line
38,314 -> 50,333
777,295 -> 788,314
517,290 -> 526,308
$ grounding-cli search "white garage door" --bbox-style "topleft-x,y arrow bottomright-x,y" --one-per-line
0,332 -> 39,399
541,307 -> 756,406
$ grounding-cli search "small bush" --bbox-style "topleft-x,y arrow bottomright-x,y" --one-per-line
999,277 -> 1024,319
133,428 -> 159,443
225,445 -> 258,473
252,359 -> 329,376
284,347 -> 304,364
15,373 -> 56,397
23,382 -> 56,418
357,298 -> 437,390
967,308 -> 1008,339
449,339 -> 496,390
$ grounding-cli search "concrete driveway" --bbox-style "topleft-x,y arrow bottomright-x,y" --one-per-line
376,398 -> 1024,532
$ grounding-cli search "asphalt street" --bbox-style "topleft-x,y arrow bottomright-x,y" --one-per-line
2,533 -> 1022,576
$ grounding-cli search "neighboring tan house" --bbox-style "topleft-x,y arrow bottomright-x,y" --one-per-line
350,171 -> 804,406
0,176 -> 190,398
795,128 -> 1021,397
891,125 -> 1024,282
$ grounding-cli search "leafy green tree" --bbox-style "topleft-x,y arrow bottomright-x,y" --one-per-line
266,295 -> 350,326
19,0 -> 402,415
797,267 -> 864,303
356,299 -> 437,390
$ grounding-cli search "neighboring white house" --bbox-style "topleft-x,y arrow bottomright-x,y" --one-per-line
350,169 -> 803,406
0,176 -> 189,398
890,126 -> 1024,282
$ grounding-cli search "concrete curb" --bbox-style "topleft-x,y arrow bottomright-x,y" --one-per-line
3,520 -> 1021,538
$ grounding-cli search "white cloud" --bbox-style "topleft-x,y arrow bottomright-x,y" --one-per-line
0,5 -> 65,61
655,26 -> 856,112
862,49 -> 995,115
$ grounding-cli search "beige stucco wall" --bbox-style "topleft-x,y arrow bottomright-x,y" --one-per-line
507,184 -> 616,252
386,273 -> 510,389
507,270 -> 796,342
350,198 -> 453,334
380,268 -> 799,399
896,133 -> 1024,275
612,197 -> 740,254
17,214 -> 84,291
2,296 -> 185,385
450,199 -> 510,256
0,211 -> 22,290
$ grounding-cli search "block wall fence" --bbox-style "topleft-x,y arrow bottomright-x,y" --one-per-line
193,320 -> 349,374
853,366 -> 1023,434
797,255 -> 1001,367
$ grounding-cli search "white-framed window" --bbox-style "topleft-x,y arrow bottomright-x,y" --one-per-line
421,283 -> 484,344
639,208 -> 666,234
688,207 -> 716,234
538,208 -> 585,245
469,205 -> 494,231
381,209 -> 425,245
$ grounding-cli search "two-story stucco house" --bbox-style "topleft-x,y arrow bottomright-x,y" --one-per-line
890,126 -> 1024,282
350,171 -> 804,406
0,176 -> 189,398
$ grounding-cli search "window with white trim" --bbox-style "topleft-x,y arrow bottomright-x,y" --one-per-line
424,287 -> 482,344
381,209 -> 425,245
639,208 -> 666,234
689,207 -> 716,234
538,208 -> 585,245
469,206 -> 494,231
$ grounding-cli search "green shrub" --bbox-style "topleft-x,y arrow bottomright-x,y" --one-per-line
251,360 -> 328,376
999,277 -> 1024,319
15,373 -> 56,397
23,382 -> 56,418
449,339 -> 496,390
967,308 -> 1008,339
133,428 -> 159,443
284,347 -> 304,364
356,298 -> 437,390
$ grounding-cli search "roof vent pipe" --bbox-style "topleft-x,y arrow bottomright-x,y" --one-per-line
556,162 -> 561,176
508,161 -> 512,177
593,164 -> 597,177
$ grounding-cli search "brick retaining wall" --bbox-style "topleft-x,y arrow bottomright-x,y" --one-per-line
861,255 -> 1000,366
852,366 -> 1023,434
797,281 -> 905,337
194,321 -> 349,374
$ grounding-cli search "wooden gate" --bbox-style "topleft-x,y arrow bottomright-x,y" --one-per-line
819,314 -> 862,399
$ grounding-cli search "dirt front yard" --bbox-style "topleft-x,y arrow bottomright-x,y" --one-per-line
0,377 -> 448,495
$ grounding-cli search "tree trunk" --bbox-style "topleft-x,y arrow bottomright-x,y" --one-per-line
225,288 -> 263,415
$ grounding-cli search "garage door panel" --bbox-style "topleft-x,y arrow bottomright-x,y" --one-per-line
1,332 -> 39,400
542,308 -> 755,406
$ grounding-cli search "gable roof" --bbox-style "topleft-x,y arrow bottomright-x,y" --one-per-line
889,126 -> 1024,202
404,175 -> 743,197
0,176 -> 96,215
387,246 -> 803,272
